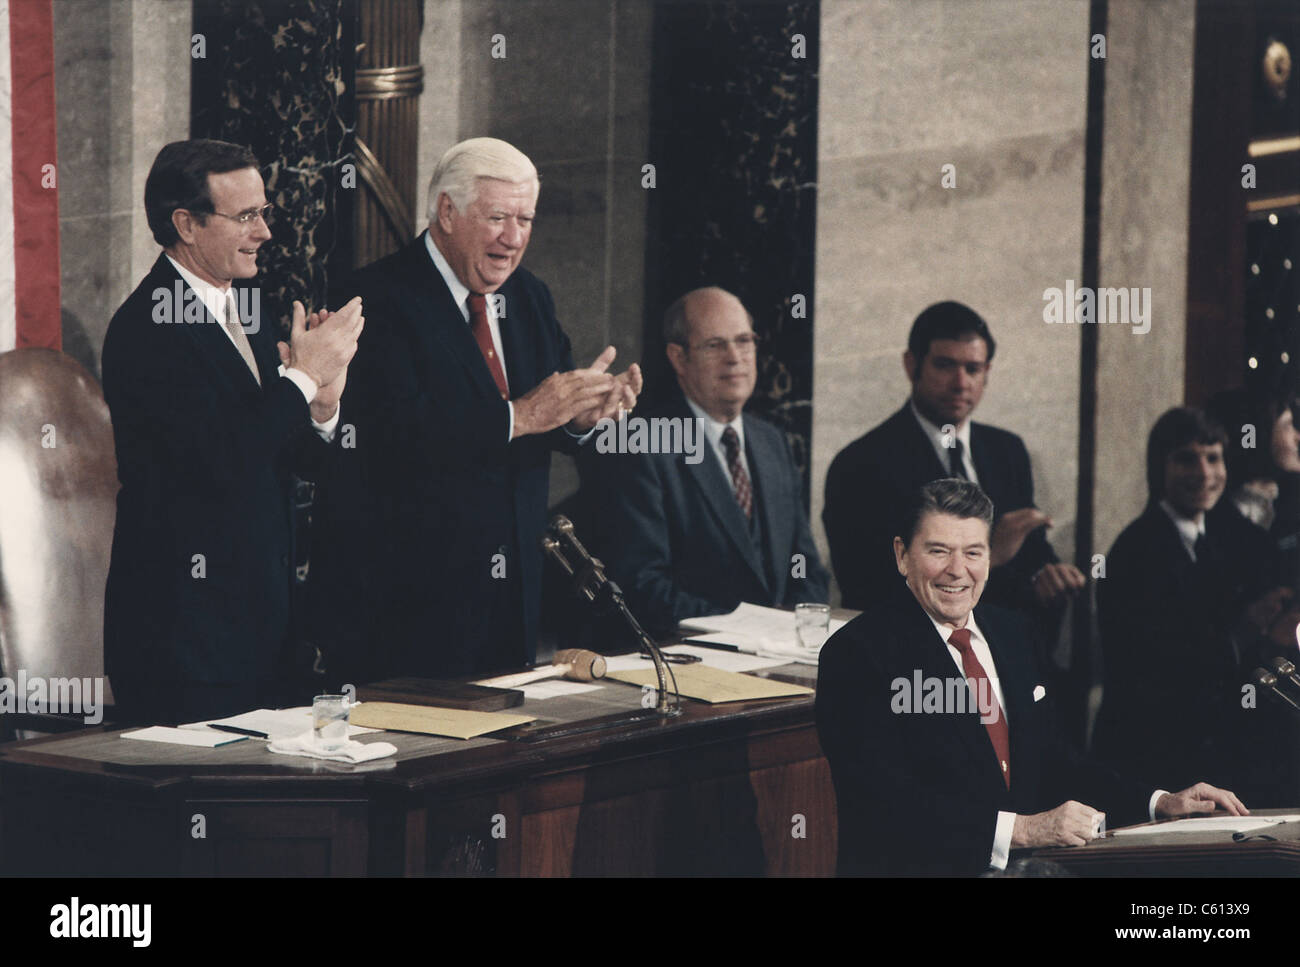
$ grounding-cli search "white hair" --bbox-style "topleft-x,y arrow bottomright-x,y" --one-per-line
425,137 -> 539,222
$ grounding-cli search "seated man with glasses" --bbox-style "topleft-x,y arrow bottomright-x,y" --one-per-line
585,286 -> 829,632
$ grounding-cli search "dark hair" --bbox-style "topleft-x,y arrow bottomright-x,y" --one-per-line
907,301 -> 996,365
899,478 -> 995,547
1145,407 -> 1228,501
144,139 -> 261,247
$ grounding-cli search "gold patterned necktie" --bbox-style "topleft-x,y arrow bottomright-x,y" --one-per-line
224,290 -> 261,385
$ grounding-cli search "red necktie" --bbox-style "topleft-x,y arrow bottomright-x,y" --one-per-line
948,627 -> 1011,789
721,426 -> 753,519
467,293 -> 509,400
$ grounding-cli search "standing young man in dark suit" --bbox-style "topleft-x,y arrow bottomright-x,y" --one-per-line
309,138 -> 641,683
815,478 -> 1246,875
588,286 -> 828,632
102,139 -> 363,723
823,301 -> 1085,615
1094,407 -> 1292,799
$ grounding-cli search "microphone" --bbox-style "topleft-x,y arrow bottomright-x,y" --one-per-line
540,516 -> 681,717
1268,657 -> 1300,694
1251,667 -> 1300,712
540,516 -> 620,611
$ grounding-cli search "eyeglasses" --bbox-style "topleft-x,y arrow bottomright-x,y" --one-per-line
689,333 -> 760,357
201,203 -> 275,229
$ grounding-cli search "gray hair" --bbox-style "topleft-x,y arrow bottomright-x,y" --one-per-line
425,137 -> 538,221
900,478 -> 995,547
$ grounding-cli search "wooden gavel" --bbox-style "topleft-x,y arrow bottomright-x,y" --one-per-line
477,649 -> 608,689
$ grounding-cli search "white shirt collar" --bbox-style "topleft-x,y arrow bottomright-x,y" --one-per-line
925,609 -> 987,650
1158,499 -> 1206,560
684,395 -> 744,451
910,399 -> 973,472
165,254 -> 233,325
424,231 -> 474,321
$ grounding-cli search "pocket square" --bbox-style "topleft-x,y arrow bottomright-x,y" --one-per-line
1033,684 -> 1047,702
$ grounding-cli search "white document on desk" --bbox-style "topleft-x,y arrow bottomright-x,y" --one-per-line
1111,815 -> 1300,836
179,708 -> 380,739
122,726 -> 247,747
520,680 -> 603,700
661,643 -> 791,673
680,602 -> 848,653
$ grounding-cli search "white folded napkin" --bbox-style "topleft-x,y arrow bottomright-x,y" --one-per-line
267,730 -> 397,763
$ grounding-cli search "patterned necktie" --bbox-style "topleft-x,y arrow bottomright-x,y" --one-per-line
467,293 -> 509,400
224,290 -> 260,385
948,627 -> 1011,789
948,438 -> 969,479
721,426 -> 753,520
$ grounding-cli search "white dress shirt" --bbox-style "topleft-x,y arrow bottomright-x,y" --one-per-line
165,255 -> 338,441
911,400 -> 978,483
684,397 -> 750,484
1158,499 -> 1207,561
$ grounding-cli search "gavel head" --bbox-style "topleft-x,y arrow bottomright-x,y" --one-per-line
553,648 -> 607,681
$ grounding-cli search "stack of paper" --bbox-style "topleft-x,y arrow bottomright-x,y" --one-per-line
678,602 -> 848,662
179,708 -> 379,740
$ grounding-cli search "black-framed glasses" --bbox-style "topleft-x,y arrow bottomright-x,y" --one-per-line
202,203 -> 274,229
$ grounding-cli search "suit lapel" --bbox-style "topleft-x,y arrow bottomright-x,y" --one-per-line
159,257 -> 263,398
898,600 -> 1007,791
676,400 -> 768,591
893,405 -> 949,482
745,415 -> 787,595
496,277 -> 539,397
390,235 -> 507,404
978,606 -> 1037,792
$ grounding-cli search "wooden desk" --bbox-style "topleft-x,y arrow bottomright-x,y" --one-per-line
0,661 -> 836,876
1032,809 -> 1300,876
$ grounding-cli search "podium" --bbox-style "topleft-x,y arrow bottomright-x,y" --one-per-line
1031,809 -> 1300,875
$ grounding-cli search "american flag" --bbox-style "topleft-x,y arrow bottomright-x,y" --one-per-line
0,0 -> 60,352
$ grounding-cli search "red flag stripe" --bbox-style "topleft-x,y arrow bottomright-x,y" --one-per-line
9,0 -> 60,350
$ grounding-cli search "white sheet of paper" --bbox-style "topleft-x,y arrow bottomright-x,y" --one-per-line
179,708 -> 380,739
520,680 -> 603,700
122,726 -> 247,747
1111,814 -> 1300,836
603,654 -> 653,673
678,603 -> 847,655
661,643 -> 791,673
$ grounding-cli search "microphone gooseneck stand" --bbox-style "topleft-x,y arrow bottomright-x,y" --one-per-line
540,516 -> 681,722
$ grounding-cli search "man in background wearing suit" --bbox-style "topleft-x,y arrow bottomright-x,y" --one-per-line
823,301 -> 1085,616
102,139 -> 363,723
309,137 -> 640,684
589,286 -> 828,633
1094,407 -> 1293,801
815,477 -> 1246,875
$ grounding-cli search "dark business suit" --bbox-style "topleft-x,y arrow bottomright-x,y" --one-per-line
1094,501 -> 1278,795
308,233 -> 580,684
816,596 -> 1152,875
823,404 -> 1057,613
102,254 -> 330,723
585,394 -> 829,633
